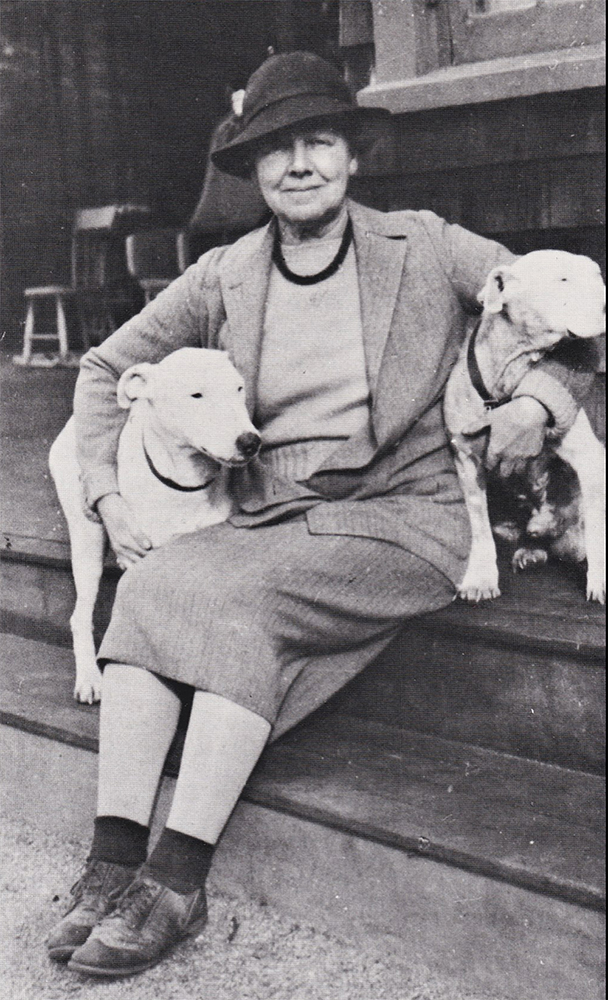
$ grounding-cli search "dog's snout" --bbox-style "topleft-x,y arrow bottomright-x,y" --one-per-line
236,432 -> 261,459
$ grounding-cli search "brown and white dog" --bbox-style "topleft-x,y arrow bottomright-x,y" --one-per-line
49,348 -> 261,704
444,250 -> 605,603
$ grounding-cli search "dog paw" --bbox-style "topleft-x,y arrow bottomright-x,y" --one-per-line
458,584 -> 501,602
457,572 -> 501,602
586,576 -> 606,604
74,673 -> 103,705
512,547 -> 549,572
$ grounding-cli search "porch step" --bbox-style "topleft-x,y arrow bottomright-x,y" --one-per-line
2,530 -> 605,772
330,553 -> 605,775
0,630 -> 604,1000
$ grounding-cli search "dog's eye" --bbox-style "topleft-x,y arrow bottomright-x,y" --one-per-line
560,278 -> 568,282
191,392 -> 203,399
238,386 -> 244,393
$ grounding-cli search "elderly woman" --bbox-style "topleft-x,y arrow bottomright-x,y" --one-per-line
47,52 -> 594,977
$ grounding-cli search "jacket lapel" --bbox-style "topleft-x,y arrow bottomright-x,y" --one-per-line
218,222 -> 274,417
349,201 -> 455,451
349,201 -> 408,405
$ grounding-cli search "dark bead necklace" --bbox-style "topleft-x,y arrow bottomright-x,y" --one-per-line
272,217 -> 353,286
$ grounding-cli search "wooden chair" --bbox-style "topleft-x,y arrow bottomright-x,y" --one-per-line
16,205 -> 149,366
125,229 -> 190,304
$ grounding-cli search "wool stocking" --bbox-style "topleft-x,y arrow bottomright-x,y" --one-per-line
166,691 -> 271,844
145,692 -> 270,893
96,663 -> 182,827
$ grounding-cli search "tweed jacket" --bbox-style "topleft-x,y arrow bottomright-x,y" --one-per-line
74,201 -> 594,584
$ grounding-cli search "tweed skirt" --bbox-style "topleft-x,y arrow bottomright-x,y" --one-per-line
98,516 -> 454,737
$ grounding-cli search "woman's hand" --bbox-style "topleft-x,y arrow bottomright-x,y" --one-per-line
462,396 -> 550,478
96,493 -> 152,570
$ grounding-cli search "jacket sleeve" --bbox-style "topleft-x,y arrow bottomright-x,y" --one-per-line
419,211 -> 600,434
73,247 -> 225,512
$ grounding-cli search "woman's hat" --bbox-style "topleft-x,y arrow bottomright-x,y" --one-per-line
211,51 -> 391,178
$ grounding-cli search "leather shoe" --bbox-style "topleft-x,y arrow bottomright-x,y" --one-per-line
46,859 -> 136,962
67,874 -> 208,976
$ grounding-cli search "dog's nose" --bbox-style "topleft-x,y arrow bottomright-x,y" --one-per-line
236,432 -> 261,459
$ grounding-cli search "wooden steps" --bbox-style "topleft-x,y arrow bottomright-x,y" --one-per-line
331,553 -> 605,775
2,529 -> 605,772
2,632 -> 604,910
0,630 -> 604,1000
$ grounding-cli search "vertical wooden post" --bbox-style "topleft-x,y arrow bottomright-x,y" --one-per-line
55,294 -> 69,359
22,298 -> 35,364
369,0 -> 451,84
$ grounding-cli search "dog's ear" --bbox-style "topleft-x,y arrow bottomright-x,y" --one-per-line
478,266 -> 511,314
116,363 -> 155,409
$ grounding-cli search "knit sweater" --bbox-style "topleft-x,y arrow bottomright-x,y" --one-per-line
256,238 -> 370,482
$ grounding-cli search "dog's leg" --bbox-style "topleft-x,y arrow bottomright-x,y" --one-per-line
451,435 -> 501,601
67,519 -> 106,703
49,421 -> 105,702
554,409 -> 606,603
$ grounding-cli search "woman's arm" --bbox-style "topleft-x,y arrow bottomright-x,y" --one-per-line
74,250 -> 223,516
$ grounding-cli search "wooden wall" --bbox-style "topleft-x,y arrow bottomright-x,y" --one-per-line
0,0 -> 277,352
354,86 -> 605,270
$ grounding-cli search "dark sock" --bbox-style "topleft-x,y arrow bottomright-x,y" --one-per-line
89,815 -> 149,868
145,827 -> 215,894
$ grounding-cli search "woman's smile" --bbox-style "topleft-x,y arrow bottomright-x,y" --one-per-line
280,186 -> 325,204
255,128 -> 358,240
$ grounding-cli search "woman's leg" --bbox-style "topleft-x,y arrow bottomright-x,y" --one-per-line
64,519 -> 456,975
67,691 -> 271,977
96,663 -> 182,826
166,691 -> 272,842
142,692 -> 271,893
46,663 -> 182,962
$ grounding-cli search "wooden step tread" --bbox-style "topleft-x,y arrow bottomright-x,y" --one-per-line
1,631 -> 603,911
2,530 -> 605,660
426,553 -> 605,660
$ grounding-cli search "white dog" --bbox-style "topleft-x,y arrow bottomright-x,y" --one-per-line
444,250 -> 605,604
50,347 -> 261,704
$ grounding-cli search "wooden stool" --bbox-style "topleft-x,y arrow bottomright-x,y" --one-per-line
15,285 -> 74,365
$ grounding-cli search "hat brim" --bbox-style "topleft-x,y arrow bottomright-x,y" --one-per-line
211,94 -> 391,178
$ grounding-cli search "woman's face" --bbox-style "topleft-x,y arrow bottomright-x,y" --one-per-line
254,127 -> 357,230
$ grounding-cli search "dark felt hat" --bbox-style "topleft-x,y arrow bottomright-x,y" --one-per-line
211,51 -> 391,178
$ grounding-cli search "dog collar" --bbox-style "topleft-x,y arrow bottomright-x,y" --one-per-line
467,320 -> 506,410
272,216 -> 353,285
143,440 -> 217,492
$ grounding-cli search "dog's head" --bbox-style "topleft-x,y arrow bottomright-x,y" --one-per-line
478,250 -> 605,349
116,348 -> 261,465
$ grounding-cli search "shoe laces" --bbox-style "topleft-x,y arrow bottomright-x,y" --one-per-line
108,878 -> 159,928
70,859 -> 108,902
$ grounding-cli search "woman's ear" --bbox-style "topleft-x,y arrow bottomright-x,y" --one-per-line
478,266 -> 512,314
348,156 -> 359,176
116,363 -> 155,409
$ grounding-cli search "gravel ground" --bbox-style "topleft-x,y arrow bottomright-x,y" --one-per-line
0,816 -> 509,1000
